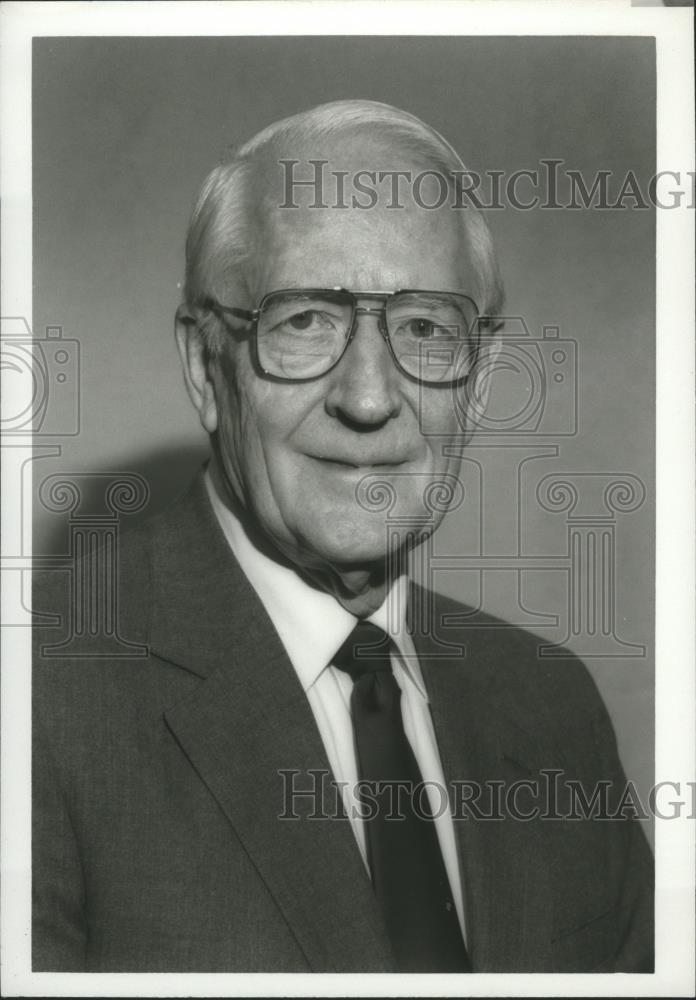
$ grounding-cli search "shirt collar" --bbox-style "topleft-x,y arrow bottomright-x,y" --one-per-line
204,469 -> 426,698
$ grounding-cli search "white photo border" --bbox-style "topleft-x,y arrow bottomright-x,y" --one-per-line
1,1 -> 694,996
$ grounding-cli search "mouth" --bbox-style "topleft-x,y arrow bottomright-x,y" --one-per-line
310,455 -> 410,471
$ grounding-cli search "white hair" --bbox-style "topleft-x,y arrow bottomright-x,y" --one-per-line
182,99 -> 505,351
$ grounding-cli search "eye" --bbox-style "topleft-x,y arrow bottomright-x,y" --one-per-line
286,310 -> 319,331
274,309 -> 342,337
393,316 -> 450,340
406,317 -> 438,338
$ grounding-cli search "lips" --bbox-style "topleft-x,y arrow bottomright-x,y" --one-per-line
311,454 -> 409,469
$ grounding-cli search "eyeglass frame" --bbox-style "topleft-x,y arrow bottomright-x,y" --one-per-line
199,287 -> 484,387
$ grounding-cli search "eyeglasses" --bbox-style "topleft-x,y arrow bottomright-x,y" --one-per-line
201,288 -> 481,386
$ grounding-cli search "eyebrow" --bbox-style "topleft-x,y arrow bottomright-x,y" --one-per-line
392,292 -> 466,308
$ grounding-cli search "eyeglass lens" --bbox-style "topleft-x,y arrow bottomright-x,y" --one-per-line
256,290 -> 478,383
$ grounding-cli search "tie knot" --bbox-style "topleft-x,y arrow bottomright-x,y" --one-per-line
333,621 -> 393,682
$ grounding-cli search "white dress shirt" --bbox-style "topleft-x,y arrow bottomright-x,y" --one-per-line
204,470 -> 466,940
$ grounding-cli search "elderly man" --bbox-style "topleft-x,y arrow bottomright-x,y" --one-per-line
33,100 -> 653,973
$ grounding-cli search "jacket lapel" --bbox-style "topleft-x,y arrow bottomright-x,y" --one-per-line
148,476 -> 393,972
413,598 -> 555,972
144,476 -> 556,971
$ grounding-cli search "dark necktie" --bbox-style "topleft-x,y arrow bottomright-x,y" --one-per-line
334,620 -> 471,973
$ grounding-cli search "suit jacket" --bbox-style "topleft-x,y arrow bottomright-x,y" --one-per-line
32,474 -> 653,973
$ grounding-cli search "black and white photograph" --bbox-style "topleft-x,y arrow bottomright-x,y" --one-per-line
1,1 -> 694,996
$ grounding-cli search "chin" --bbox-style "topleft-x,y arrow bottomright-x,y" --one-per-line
292,516 -> 411,573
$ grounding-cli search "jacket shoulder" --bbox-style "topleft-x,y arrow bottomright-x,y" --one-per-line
421,585 -> 611,732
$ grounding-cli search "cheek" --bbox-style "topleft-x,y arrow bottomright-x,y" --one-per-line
413,390 -> 469,487
212,352 -> 302,494
213,355 -> 264,487
412,385 -> 462,442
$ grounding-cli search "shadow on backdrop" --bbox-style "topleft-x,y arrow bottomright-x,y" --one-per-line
35,442 -> 209,557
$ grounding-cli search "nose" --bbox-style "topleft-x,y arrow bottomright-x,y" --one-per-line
324,311 -> 403,427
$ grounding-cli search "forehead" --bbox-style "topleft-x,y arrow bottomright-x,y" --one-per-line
262,206 -> 466,291
248,138 -> 478,299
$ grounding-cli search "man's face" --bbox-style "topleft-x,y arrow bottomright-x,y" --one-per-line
208,157 -> 481,575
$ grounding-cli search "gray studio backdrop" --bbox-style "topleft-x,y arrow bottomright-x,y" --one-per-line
32,36 -> 655,821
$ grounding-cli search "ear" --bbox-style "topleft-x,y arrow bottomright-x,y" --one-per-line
175,305 -> 218,434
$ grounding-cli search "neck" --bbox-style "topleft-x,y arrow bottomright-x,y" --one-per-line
301,564 -> 394,617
